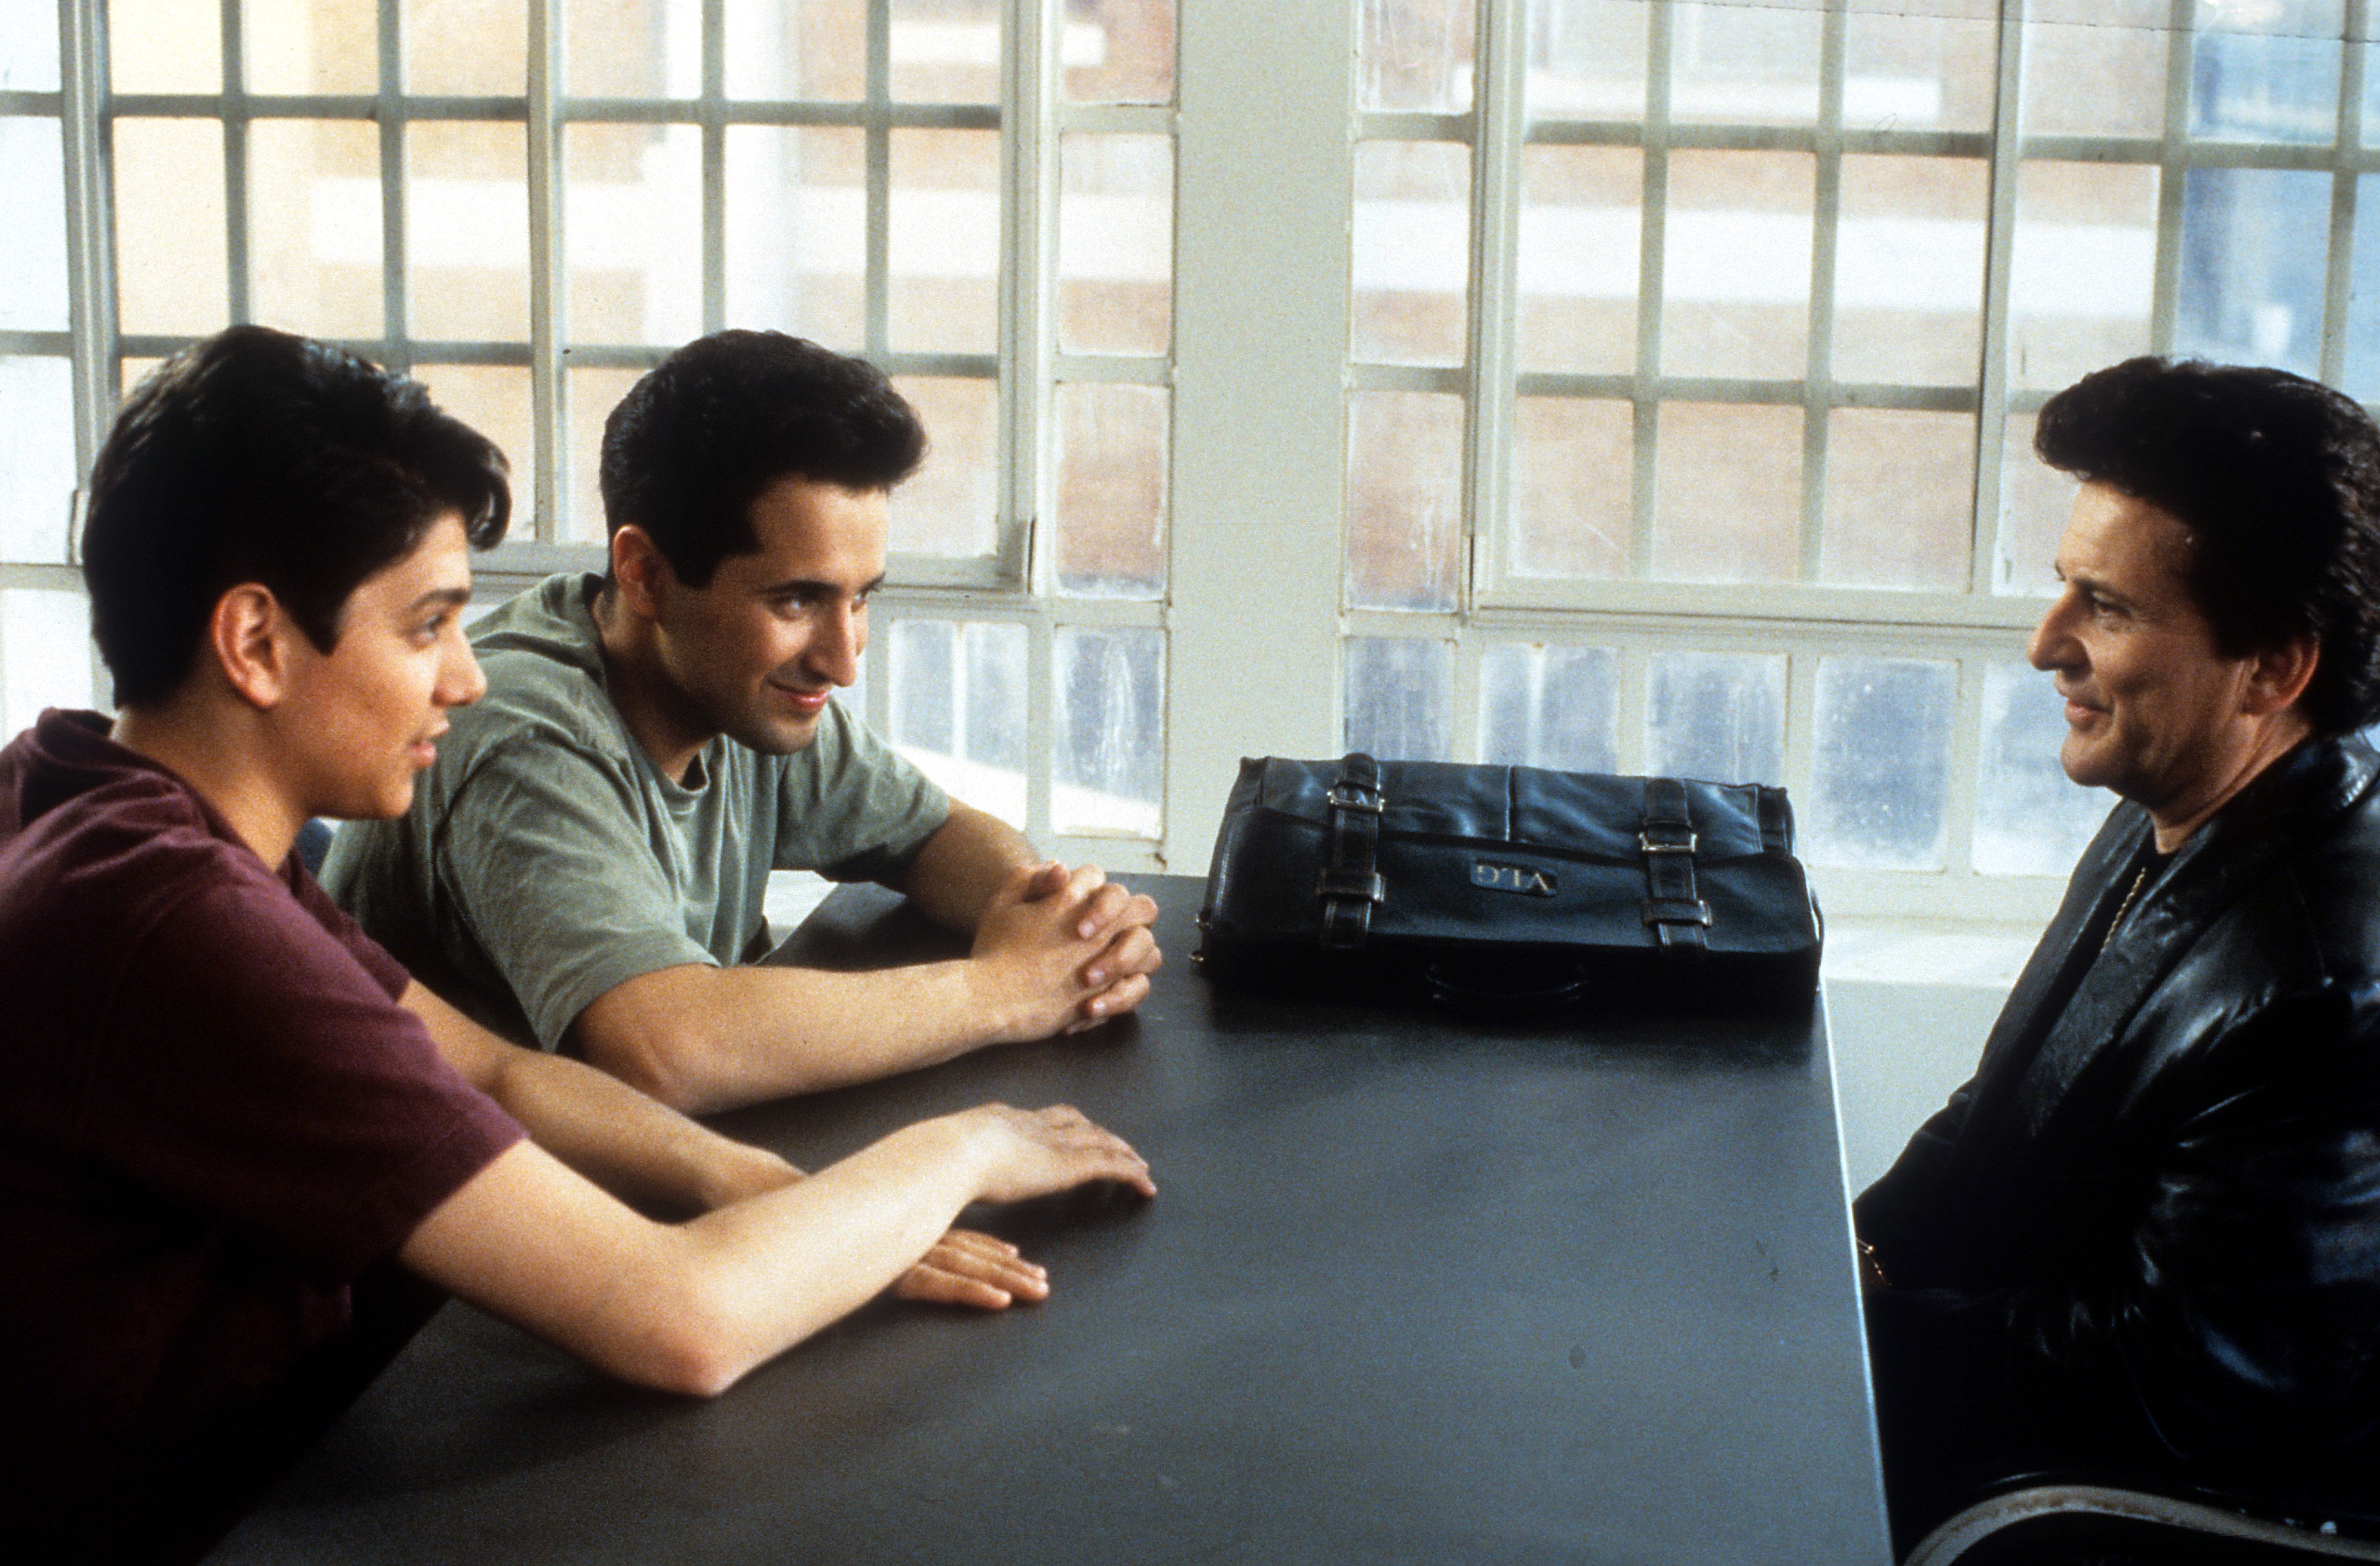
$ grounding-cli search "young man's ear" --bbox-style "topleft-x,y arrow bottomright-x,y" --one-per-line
609,525 -> 674,620
209,583 -> 296,710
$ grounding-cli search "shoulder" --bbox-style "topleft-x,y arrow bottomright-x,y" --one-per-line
444,576 -> 639,775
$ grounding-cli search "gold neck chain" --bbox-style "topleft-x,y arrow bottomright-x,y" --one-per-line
2102,863 -> 2153,952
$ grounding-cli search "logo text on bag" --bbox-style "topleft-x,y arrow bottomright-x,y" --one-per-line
1471,862 -> 1557,897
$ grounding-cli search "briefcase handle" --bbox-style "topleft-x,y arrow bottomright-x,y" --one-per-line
1422,960 -> 1593,1015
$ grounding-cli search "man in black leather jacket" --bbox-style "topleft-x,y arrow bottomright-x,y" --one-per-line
1856,357 -> 2380,1553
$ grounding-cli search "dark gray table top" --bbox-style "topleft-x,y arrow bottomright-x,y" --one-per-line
213,875 -> 1891,1564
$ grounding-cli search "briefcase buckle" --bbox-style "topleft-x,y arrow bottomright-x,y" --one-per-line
1316,868 -> 1386,903
1638,831 -> 1698,856
1326,784 -> 1385,814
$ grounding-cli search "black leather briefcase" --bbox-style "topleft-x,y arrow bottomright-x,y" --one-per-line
1196,753 -> 1822,1011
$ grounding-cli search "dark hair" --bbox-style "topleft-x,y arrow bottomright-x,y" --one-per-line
2034,356 -> 2380,735
598,331 -> 925,588
82,326 -> 511,707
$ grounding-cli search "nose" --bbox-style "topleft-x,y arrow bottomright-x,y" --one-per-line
438,622 -> 488,709
808,599 -> 864,688
2028,588 -> 2082,675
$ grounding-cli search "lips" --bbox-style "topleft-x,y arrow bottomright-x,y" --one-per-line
768,682 -> 832,716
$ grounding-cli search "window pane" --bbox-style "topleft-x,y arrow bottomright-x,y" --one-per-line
725,126 -> 865,348
1806,657 -> 1954,870
1526,0 -> 1647,118
889,618 -> 1027,827
1511,395 -> 1632,580
0,357 -> 76,565
115,120 -> 230,337
1645,650 -> 1784,785
566,123 -> 703,347
1974,659 -> 2112,875
111,0 -> 221,92
1345,636 -> 1453,762
565,366 -> 642,545
1651,402 -> 1800,585
1844,0 -> 1996,134
569,0 -> 701,97
408,121 -> 530,342
1480,642 -> 1618,773
1821,410 -> 1974,591
2190,0 -> 2343,144
1059,134 -> 1173,357
1996,412 -> 2080,597
1063,0 -> 1176,105
889,376 -> 998,558
1661,151 -> 1813,381
405,0 -> 526,94
2,590 -> 94,740
1054,383 -> 1167,598
1358,0 -> 1477,114
890,129 -> 1000,355
414,364 -> 537,531
1352,141 -> 1470,368
249,120 -> 383,342
1053,627 -> 1164,837
2345,173 -> 2380,402
0,119 -> 67,332
1346,390 -> 1464,612
1832,154 -> 1986,387
2010,161 -> 2158,392
1517,145 -> 1639,375
2023,1 -> 2168,137
1,3 -> 60,91
890,0 -> 1002,104
2175,167 -> 2329,378
725,0 -> 866,99
1670,0 -> 1820,125
245,0 -> 377,94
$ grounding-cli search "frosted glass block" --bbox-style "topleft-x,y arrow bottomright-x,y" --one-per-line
1,589 -> 94,741
565,123 -> 704,348
1843,0 -> 1997,134
2175,167 -> 2330,379
1517,145 -> 1640,376
565,367 -> 643,546
889,129 -> 1000,355
1650,402 -> 1801,585
1820,409 -> 1974,591
1670,0 -> 1820,126
1480,643 -> 1618,773
1805,656 -> 1955,871
569,0 -> 702,97
1352,141 -> 1471,368
725,0 -> 866,99
1510,396 -> 1632,580
888,617 -> 1027,827
725,126 -> 865,349
1358,0 -> 1477,114
1525,0 -> 1646,119
0,2 -> 60,91
1054,383 -> 1167,598
1996,412 -> 2080,597
1832,154 -> 1987,387
1345,636 -> 1453,762
0,358 -> 76,565
1645,650 -> 1784,785
111,0 -> 221,92
245,0 -> 378,94
1345,390 -> 1464,613
1059,134 -> 1174,357
1661,151 -> 1814,381
405,0 -> 526,94
889,376 -> 998,558
2188,0 -> 2343,144
0,119 -> 66,332
413,364 -> 536,531
2345,174 -> 2380,402
2009,161 -> 2159,392
1053,627 -> 1164,838
2022,1 -> 2168,137
1974,659 -> 2113,875
115,121 -> 230,337
249,120 -> 384,341
891,0 -> 1002,104
407,121 -> 530,342
1062,0 -> 1176,105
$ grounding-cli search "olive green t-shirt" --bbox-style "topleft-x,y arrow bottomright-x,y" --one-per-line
322,573 -> 949,1049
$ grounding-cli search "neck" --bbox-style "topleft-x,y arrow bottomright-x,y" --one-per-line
109,699 -> 306,870
2145,711 -> 2315,854
592,585 -> 714,784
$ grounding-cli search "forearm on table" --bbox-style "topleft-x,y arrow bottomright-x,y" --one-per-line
896,801 -> 1036,932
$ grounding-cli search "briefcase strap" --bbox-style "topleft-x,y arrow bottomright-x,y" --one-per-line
1639,777 -> 1711,953
1318,752 -> 1386,951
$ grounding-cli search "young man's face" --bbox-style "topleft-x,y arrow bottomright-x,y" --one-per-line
649,475 -> 888,756
279,511 -> 485,819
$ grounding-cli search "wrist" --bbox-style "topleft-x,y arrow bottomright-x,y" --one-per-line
698,1142 -> 801,1209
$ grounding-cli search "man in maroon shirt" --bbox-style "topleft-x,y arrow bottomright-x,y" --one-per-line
0,326 -> 1156,1566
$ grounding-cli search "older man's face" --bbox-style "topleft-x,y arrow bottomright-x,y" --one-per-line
2027,481 -> 2272,816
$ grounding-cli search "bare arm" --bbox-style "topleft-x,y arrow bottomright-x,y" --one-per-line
396,1102 -> 1155,1396
896,800 -> 1036,932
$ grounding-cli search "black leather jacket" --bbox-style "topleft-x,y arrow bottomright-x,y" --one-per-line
1857,733 -> 2380,1505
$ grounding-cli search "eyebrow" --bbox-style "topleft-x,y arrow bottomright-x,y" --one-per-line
406,586 -> 474,615
756,573 -> 886,599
